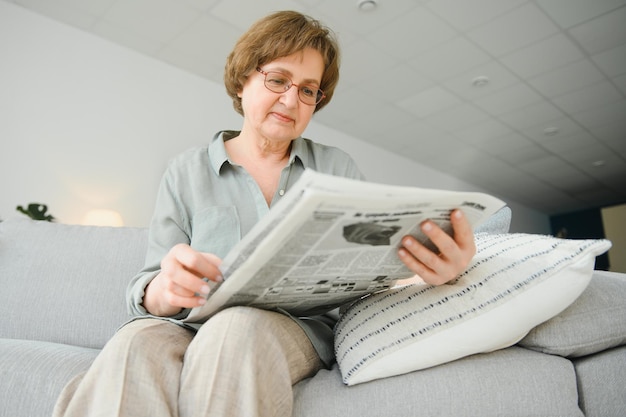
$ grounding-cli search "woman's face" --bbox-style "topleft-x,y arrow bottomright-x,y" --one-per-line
238,48 -> 325,145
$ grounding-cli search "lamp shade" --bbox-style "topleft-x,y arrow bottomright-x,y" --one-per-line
82,209 -> 124,227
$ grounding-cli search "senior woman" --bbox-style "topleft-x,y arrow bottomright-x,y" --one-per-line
53,10 -> 475,417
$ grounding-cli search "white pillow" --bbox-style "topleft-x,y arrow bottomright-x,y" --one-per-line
334,233 -> 612,386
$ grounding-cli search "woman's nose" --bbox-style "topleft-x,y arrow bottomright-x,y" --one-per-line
279,85 -> 300,107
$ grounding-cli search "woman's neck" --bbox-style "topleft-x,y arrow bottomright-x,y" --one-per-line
226,131 -> 292,166
224,132 -> 292,206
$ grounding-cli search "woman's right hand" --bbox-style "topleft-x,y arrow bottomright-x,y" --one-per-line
143,244 -> 223,317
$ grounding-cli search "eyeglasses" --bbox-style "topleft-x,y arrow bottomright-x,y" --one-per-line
256,68 -> 325,106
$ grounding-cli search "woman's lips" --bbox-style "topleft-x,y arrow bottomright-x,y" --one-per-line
271,111 -> 294,123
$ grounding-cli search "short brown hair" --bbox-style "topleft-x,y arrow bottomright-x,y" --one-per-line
224,11 -> 340,115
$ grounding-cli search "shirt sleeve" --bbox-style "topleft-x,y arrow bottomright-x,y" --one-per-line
126,162 -> 192,319
301,138 -> 366,182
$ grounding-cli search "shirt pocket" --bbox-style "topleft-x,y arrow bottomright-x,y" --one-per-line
190,206 -> 241,259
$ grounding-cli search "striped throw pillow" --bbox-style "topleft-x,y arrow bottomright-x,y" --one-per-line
334,233 -> 611,385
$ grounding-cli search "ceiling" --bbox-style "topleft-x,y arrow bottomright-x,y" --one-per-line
6,0 -> 626,216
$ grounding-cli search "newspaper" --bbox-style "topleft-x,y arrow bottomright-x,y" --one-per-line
184,169 -> 506,323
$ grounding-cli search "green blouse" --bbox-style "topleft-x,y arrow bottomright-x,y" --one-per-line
126,130 -> 365,366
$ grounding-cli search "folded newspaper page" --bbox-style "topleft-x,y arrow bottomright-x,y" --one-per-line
184,169 -> 506,323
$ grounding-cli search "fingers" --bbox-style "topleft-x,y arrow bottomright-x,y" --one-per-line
398,210 -> 476,286
398,236 -> 456,285
159,261 -> 209,299
450,209 -> 476,254
150,244 -> 223,313
168,245 -> 223,283
158,275 -> 207,310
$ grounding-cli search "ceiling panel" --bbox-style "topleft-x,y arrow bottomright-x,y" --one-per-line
336,39 -> 398,87
474,83 -> 543,116
521,116 -> 585,142
408,36 -> 492,82
365,64 -> 434,103
442,60 -> 520,100
14,0 -> 97,28
497,143 -> 550,165
454,119 -> 514,145
426,0 -> 527,32
500,34 -> 584,79
592,43 -> 626,77
422,103 -> 491,133
552,81 -> 623,114
573,99 -> 626,129
568,6 -> 626,55
92,20 -> 162,56
366,7 -> 457,60
314,0 -> 417,36
538,131 -> 600,155
397,86 -> 462,118
466,3 -> 559,56
527,59 -> 606,98
103,0 -> 198,43
497,101 -> 564,130
535,0 -> 626,28
470,132 -> 535,156
210,0 -> 309,30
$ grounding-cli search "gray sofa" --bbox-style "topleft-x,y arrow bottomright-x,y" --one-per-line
1,215 -> 625,417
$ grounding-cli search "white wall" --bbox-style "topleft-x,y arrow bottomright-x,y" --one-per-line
0,1 -> 549,233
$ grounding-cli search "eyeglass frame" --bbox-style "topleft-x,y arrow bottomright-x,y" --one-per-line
256,67 -> 326,106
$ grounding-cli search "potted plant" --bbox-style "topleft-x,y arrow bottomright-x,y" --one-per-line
16,203 -> 56,222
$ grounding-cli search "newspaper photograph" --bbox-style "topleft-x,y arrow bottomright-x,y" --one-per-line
184,169 -> 506,323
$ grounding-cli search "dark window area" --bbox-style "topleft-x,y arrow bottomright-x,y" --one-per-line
550,208 -> 609,271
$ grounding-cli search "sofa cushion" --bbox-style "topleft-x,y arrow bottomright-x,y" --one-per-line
574,345 -> 626,417
0,218 -> 148,349
334,233 -> 611,385
294,347 -> 584,417
0,338 -> 98,417
519,270 -> 626,357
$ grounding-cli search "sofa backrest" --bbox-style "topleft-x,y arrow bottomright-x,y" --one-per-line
0,208 -> 512,349
0,218 -> 148,349
474,206 -> 512,235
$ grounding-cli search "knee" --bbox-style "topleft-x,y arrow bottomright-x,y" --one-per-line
203,306 -> 271,334
193,307 -> 287,349
212,306 -> 269,325
105,318 -> 193,361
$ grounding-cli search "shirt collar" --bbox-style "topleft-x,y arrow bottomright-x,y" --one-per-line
208,130 -> 234,175
288,135 -> 307,167
209,130 -> 307,175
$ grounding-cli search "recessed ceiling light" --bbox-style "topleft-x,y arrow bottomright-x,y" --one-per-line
471,76 -> 489,87
357,0 -> 377,12
543,127 -> 559,136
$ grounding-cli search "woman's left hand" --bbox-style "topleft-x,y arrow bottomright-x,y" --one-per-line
398,209 -> 476,285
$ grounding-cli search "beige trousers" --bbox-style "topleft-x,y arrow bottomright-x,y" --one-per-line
52,307 -> 324,417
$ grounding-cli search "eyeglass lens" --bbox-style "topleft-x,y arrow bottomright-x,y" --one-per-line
260,70 -> 324,105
